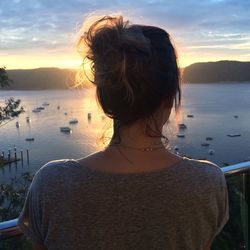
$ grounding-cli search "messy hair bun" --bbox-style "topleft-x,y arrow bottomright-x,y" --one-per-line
78,15 -> 181,138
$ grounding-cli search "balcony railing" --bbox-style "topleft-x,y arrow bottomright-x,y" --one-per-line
1,161 -> 250,249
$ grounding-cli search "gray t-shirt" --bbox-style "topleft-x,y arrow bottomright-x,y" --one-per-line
18,157 -> 229,250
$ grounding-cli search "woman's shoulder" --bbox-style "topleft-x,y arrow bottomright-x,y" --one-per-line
182,158 -> 225,188
31,159 -> 81,190
36,159 -> 79,176
185,158 -> 222,173
184,157 -> 221,171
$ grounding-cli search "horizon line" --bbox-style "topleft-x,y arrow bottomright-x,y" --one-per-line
4,59 -> 249,71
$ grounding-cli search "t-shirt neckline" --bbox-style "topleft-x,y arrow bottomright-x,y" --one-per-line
72,157 -> 188,176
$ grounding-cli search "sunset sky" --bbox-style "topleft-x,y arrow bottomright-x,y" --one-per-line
1,0 -> 250,69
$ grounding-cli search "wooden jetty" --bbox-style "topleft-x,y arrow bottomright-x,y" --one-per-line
0,158 -> 20,168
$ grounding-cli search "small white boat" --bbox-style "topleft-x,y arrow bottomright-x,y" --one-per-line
26,138 -> 35,142
37,106 -> 45,110
60,127 -> 72,133
42,102 -> 50,106
32,108 -> 41,113
177,134 -> 185,138
178,123 -> 187,129
16,122 -> 20,128
206,137 -> 213,141
69,119 -> 78,124
227,134 -> 241,137
208,149 -> 215,155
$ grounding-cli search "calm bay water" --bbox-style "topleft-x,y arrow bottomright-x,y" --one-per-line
1,83 -> 250,183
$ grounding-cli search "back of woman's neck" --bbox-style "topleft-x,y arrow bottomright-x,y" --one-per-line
111,122 -> 165,148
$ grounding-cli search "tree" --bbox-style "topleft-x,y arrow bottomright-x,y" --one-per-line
0,67 -> 13,87
0,68 -> 30,249
0,172 -> 33,221
0,67 -> 24,126
0,173 -> 33,250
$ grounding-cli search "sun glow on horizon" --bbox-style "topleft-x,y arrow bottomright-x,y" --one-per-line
2,42 -> 250,70
3,51 -> 250,70
1,54 -> 83,70
1,52 -> 202,70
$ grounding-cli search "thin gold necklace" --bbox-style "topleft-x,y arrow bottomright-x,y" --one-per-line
115,146 -> 134,165
116,144 -> 167,152
107,141 -> 168,165
108,141 -> 168,152
112,143 -> 167,166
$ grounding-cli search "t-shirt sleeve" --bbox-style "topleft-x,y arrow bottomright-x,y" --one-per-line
18,168 -> 45,244
213,172 -> 229,238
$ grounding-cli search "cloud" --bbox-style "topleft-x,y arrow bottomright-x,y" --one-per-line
0,0 -> 249,67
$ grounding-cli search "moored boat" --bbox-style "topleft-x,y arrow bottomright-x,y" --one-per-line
60,127 -> 72,133
177,134 -> 185,138
26,138 -> 35,141
208,149 -> 215,155
206,137 -> 213,141
69,119 -> 78,124
178,123 -> 187,129
37,106 -> 45,110
227,134 -> 241,137
32,108 -> 41,113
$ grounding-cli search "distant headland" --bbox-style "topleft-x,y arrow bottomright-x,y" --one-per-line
3,60 -> 250,90
5,68 -> 76,90
182,60 -> 250,83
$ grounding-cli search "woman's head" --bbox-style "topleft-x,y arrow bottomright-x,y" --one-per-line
78,16 -> 181,141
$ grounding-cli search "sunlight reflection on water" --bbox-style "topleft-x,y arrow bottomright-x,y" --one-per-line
1,83 -> 250,183
0,89 -> 112,183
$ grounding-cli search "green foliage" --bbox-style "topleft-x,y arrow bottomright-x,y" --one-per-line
0,67 -> 24,125
0,172 -> 33,221
0,67 -> 13,87
212,175 -> 248,250
0,68 -> 29,249
0,173 -> 33,250
0,235 -> 32,250
0,98 -> 24,125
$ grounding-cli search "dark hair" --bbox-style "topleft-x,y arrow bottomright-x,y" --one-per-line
78,16 -> 181,142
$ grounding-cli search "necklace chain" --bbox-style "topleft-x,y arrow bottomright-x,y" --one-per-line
108,141 -> 168,152
107,141 -> 169,165
117,144 -> 166,151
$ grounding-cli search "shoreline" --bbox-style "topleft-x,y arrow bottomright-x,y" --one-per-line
1,82 -> 250,91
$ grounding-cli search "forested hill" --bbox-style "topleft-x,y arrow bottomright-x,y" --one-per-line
3,61 -> 250,90
182,61 -> 250,83
5,68 -> 76,90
